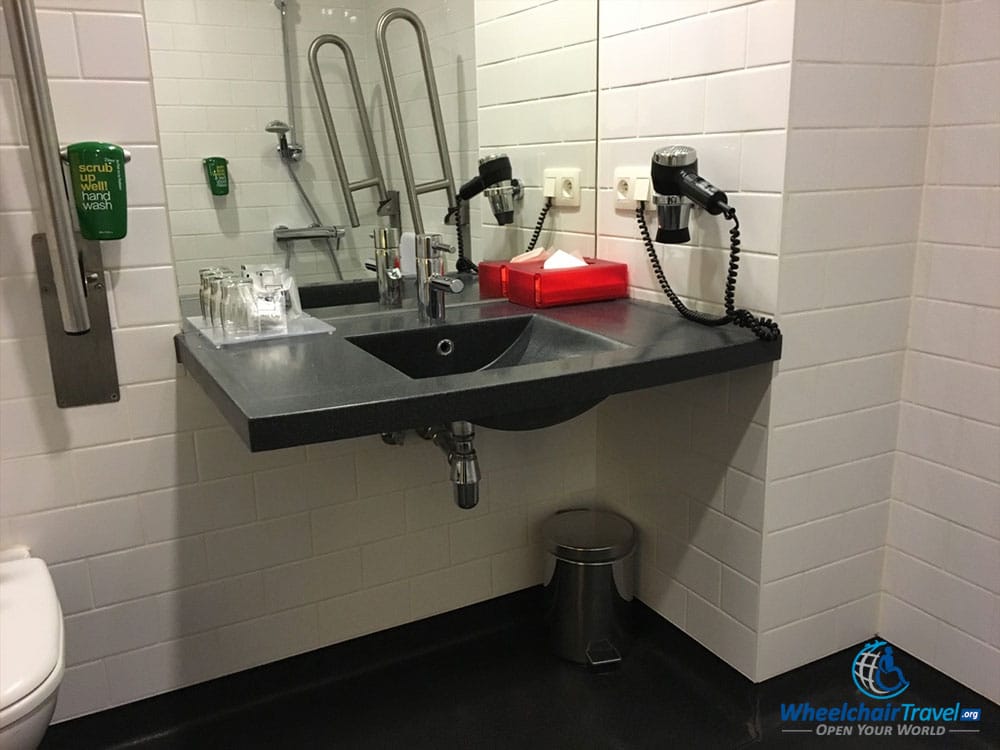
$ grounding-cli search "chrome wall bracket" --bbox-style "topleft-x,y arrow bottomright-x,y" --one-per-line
33,234 -> 120,407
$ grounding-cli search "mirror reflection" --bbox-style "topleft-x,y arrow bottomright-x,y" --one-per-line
142,0 -> 598,299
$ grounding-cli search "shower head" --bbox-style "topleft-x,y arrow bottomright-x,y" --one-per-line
265,120 -> 301,162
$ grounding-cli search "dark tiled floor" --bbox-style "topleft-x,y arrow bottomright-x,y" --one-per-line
43,589 -> 998,749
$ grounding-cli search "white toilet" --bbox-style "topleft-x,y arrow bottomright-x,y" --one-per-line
0,547 -> 65,750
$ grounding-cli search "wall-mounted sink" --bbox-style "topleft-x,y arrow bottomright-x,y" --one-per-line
346,315 -> 629,380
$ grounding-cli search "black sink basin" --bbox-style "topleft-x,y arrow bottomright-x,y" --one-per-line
347,315 -> 628,380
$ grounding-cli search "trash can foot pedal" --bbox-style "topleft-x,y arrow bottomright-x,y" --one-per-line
586,640 -> 621,672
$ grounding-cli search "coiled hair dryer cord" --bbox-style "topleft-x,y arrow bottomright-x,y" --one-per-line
636,202 -> 780,341
451,199 -> 477,273
527,197 -> 553,252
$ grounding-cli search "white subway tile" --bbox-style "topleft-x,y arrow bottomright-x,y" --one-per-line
689,507 -> 762,581
746,0 -> 793,67
215,605 -> 319,675
0,147 -> 39,211
721,565 -> 758,629
48,560 -> 94,615
657,531 -> 722,604
64,597 -> 163,665
204,513 -> 311,579
884,549 -> 995,644
777,300 -> 910,370
409,558 -> 492,620
879,593 -> 940,666
878,65 -> 935,127
893,454 -> 1000,540
450,508 -> 526,564
105,630 -> 223,705
0,450 -> 78,516
761,501 -> 889,582
723,468 -> 764,531
938,0 -> 1000,65
193,426 -> 305,481
799,548 -> 883,618
793,0 -> 844,62
125,378 -> 225,439
765,453 -> 893,532
49,80 -> 157,143
933,623 -> 1000,704
491,544 -> 545,595
921,187 -> 992,247
52,661 -> 110,722
756,608 -> 838,679
73,434 -> 198,501
769,404 -> 898,479
0,395 -> 132,459
686,592 -> 756,678
0,79 -> 23,145
316,581 -> 411,644
263,549 -> 362,612
109,267 -> 180,326
637,563 -> 687,628
600,27 -> 670,88
598,0 -> 642,37
254,456 -> 356,519
668,8 -> 747,80
914,243 -> 1000,308
931,61 -> 1000,127
841,0 -> 939,65
361,526 -> 450,587
88,536 -> 207,605
75,13 -> 150,79
37,10 -> 80,78
946,524 -> 1000,594
99,208 -> 173,269
122,146 -> 167,206
136,475 -> 254,542
904,353 -> 1000,425
635,77 -> 705,137
156,573 -> 264,638
788,64 -> 881,128
641,0 -> 706,28
114,324 -> 182,384
758,574 -> 804,630
6,495 -> 143,564
739,131 -> 785,193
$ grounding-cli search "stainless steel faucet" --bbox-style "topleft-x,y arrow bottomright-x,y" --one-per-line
371,227 -> 402,308
416,233 -> 464,321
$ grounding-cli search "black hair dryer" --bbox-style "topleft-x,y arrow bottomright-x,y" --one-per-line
650,145 -> 733,244
458,153 -> 522,225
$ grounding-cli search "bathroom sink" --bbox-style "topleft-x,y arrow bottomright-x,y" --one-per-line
346,315 -> 628,380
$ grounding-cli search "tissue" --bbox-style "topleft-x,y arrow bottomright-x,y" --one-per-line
542,250 -> 588,269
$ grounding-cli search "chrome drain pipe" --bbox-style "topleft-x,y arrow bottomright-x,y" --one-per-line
419,421 -> 481,509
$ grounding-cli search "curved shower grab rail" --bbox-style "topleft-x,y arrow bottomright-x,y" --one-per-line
309,34 -> 396,229
374,7 -> 458,235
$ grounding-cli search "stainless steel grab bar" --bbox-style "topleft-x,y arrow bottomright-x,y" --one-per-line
309,34 -> 397,230
4,0 -> 90,333
375,8 -> 458,235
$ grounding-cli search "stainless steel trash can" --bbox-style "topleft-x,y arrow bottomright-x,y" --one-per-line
542,509 -> 636,668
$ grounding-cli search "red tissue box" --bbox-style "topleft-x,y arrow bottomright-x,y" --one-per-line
505,258 -> 628,308
477,260 -> 507,299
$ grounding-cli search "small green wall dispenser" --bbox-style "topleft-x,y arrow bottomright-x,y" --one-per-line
65,142 -> 128,241
203,156 -> 229,196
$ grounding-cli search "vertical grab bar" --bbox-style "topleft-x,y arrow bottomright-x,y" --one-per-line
375,7 -> 457,235
4,0 -> 90,333
308,34 -> 391,229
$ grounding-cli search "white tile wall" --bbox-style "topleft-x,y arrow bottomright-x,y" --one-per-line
0,1 -> 600,723
881,0 -> 1000,703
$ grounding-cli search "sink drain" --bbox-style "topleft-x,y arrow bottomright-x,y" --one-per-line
436,338 -> 454,357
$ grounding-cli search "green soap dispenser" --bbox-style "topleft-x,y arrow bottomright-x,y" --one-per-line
66,141 -> 128,241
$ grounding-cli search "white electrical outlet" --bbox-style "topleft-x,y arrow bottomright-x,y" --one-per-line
543,168 -> 581,207
613,166 -> 652,209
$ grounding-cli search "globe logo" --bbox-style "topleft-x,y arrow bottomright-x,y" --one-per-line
852,640 -> 910,700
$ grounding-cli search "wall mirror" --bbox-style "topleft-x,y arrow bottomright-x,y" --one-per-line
141,0 -> 598,299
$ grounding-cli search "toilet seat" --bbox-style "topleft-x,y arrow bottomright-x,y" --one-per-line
0,558 -> 65,729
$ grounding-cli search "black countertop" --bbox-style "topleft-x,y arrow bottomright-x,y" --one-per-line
175,295 -> 781,451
